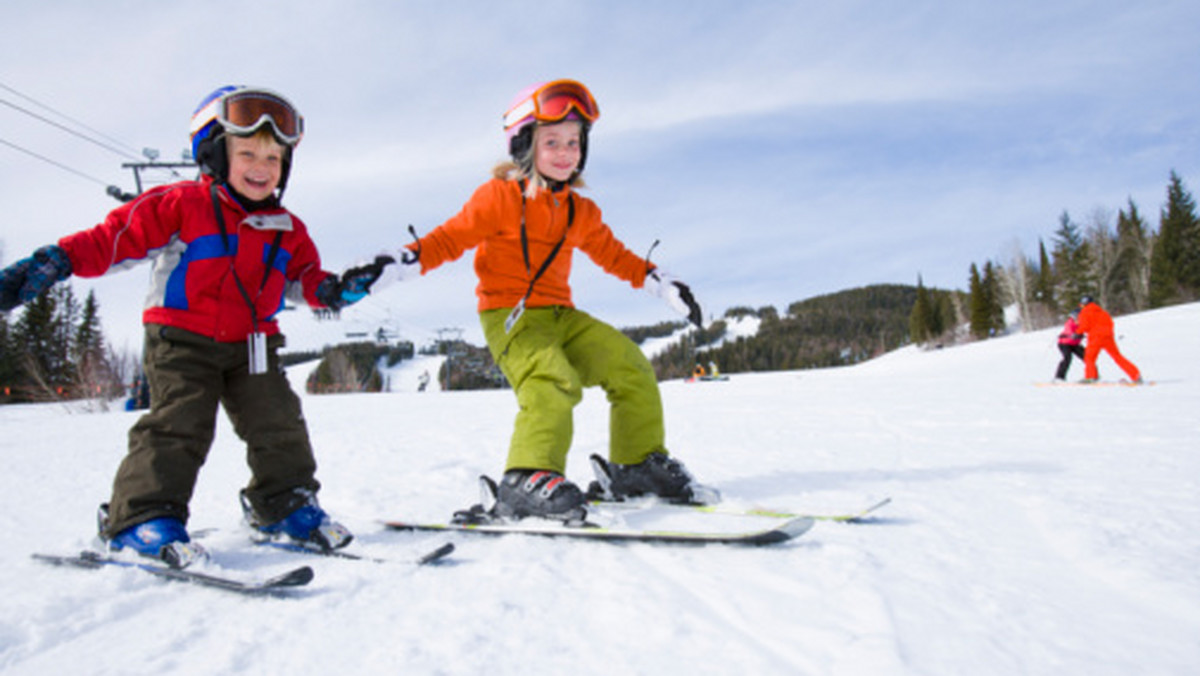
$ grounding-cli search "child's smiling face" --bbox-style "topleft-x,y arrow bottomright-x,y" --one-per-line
226,133 -> 284,202
533,121 -> 582,183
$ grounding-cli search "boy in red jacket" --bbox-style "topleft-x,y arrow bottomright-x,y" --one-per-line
0,86 -> 378,567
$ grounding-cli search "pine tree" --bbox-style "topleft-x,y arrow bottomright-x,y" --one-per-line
1149,171 -> 1200,306
909,276 -> 933,345
983,261 -> 1005,335
10,288 -> 60,399
968,264 -> 989,339
1107,199 -> 1150,314
74,290 -> 119,398
1052,211 -> 1095,308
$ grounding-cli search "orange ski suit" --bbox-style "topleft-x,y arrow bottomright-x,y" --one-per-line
1075,302 -> 1141,382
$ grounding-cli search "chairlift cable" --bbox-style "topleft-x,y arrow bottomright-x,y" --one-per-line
0,82 -> 143,159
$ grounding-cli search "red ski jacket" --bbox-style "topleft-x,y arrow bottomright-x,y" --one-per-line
58,176 -> 332,342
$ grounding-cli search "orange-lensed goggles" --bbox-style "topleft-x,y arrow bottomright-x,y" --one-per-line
503,80 -> 599,131
219,89 -> 304,145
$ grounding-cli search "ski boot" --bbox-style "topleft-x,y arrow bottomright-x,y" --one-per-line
467,470 -> 588,524
587,452 -> 721,505
100,504 -> 207,569
240,490 -> 353,551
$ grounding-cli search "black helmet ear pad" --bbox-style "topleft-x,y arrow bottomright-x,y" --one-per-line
195,133 -> 228,182
194,132 -> 293,194
507,122 -> 590,173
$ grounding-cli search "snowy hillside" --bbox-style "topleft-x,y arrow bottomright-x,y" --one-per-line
1,303 -> 1197,675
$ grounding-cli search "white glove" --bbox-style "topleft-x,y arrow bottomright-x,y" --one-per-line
646,268 -> 703,328
372,246 -> 422,290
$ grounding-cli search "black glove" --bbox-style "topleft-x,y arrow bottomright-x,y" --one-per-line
340,254 -> 396,301
315,255 -> 397,311
0,245 -> 73,312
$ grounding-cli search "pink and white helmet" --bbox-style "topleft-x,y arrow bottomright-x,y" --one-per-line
502,79 -> 599,168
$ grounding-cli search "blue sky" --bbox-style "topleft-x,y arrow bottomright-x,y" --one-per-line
2,1 -> 1198,350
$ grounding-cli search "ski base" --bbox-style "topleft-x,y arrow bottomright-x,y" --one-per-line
383,514 -> 814,546
32,551 -> 313,595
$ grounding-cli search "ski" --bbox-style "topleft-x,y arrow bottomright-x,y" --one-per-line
593,496 -> 893,523
1035,380 -> 1155,387
252,538 -> 456,565
31,551 -> 313,595
382,514 -> 814,546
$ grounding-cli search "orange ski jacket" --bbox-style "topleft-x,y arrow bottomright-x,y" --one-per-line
1076,302 -> 1114,338
412,178 -> 651,311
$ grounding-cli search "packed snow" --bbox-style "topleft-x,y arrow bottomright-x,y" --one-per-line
1,302 -> 1197,675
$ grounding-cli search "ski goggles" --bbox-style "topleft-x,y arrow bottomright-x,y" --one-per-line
193,88 -> 304,146
503,79 -> 600,131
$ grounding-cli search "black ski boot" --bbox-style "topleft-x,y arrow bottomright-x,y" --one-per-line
490,470 -> 588,524
587,453 -> 721,505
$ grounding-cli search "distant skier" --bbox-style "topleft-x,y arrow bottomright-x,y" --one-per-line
1076,296 -> 1142,384
418,370 -> 431,392
0,86 -> 371,567
1053,312 -> 1087,381
356,79 -> 716,522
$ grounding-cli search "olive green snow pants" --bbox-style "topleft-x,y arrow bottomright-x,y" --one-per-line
480,306 -> 667,474
104,325 -> 319,537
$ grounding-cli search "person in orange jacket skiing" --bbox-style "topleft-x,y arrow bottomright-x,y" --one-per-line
1075,296 -> 1142,383
355,79 -> 717,522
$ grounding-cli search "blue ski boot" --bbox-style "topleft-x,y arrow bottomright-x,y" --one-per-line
101,505 -> 207,569
241,490 -> 353,551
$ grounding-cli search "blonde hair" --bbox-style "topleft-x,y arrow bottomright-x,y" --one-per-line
492,125 -> 586,199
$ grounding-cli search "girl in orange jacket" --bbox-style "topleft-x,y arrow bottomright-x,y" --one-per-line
369,80 -> 716,521
1076,296 -> 1142,383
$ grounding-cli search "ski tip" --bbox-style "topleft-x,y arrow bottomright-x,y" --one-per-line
772,516 -> 816,542
265,565 -> 315,588
418,542 -> 456,565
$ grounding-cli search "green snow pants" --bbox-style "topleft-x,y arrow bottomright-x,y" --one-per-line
480,306 -> 667,474
104,324 -> 320,537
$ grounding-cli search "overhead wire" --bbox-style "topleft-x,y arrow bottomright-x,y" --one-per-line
0,135 -> 112,186
0,82 -> 143,160
0,81 -> 155,189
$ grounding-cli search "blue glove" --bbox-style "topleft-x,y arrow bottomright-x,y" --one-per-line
315,254 -> 397,311
339,254 -> 396,304
0,245 -> 73,311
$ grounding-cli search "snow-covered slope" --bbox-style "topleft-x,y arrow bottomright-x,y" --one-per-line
1,303 -> 1197,675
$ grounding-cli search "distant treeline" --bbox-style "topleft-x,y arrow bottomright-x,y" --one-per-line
648,285 -> 919,380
